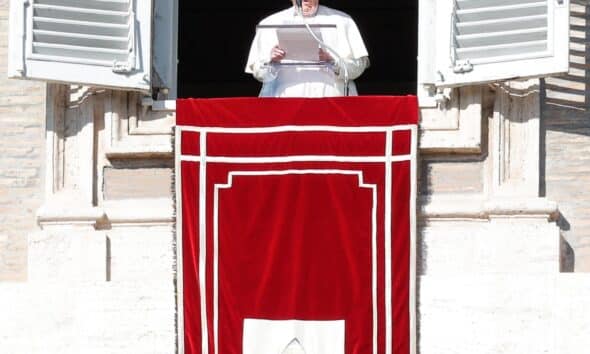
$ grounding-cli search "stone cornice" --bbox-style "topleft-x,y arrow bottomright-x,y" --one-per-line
38,197 -> 174,229
419,195 -> 559,221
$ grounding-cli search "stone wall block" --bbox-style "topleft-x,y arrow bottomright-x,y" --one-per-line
0,281 -> 176,354
27,231 -> 106,282
419,221 -> 559,275
420,274 -> 590,354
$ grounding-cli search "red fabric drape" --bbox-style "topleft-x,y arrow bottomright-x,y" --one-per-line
176,96 -> 418,127
178,97 -> 417,354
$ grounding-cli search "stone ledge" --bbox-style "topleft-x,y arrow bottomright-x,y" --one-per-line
104,145 -> 173,159
419,194 -> 559,221
37,197 -> 174,229
102,198 -> 174,226
37,204 -> 105,229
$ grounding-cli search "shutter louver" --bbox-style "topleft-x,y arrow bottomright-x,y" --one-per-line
8,0 -> 153,91
31,0 -> 134,71
452,0 -> 548,67
429,0 -> 569,88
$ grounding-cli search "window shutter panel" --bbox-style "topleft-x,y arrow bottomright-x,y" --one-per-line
433,0 -> 569,87
8,0 -> 153,91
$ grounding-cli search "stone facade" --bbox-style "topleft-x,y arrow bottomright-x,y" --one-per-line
543,1 -> 590,272
0,83 -> 177,353
1,1 -> 590,354
0,1 -> 45,281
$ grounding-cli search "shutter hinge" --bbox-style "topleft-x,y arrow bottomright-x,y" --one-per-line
435,87 -> 452,107
112,60 -> 134,73
453,60 -> 473,74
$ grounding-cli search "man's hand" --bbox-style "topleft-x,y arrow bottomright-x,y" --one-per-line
319,48 -> 333,63
270,45 -> 286,62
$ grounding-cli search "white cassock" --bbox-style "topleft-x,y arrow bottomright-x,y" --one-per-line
245,5 -> 370,97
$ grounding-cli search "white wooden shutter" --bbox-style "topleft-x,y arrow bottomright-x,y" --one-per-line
430,0 -> 569,87
8,0 -> 153,91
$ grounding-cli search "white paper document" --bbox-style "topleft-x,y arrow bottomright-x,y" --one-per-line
278,26 -> 323,62
257,24 -> 337,64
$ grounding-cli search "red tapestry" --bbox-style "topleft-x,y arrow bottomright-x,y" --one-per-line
176,96 -> 418,354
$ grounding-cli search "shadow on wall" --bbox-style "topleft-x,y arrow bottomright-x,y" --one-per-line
541,1 -> 590,272
543,1 -> 590,122
542,1 -> 590,124
558,217 -> 575,272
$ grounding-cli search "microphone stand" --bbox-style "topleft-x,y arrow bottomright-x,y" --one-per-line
296,6 -> 350,96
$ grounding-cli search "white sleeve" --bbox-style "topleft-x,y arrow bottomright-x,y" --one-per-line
245,26 -> 279,82
345,18 -> 369,59
249,61 -> 279,83
333,56 -> 370,80
330,16 -> 369,80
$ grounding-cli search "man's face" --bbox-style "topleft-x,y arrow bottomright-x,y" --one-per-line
292,0 -> 319,16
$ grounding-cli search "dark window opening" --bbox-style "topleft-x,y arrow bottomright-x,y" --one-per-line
178,0 -> 418,98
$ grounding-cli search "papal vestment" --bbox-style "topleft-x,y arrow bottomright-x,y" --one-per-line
245,5 -> 370,97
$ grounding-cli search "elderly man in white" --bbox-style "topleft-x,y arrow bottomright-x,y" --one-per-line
245,0 -> 370,97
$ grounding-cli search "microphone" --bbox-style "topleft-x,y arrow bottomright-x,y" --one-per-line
291,0 -> 350,95
296,4 -> 351,95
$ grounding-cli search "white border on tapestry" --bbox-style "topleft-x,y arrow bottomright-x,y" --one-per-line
214,170 -> 377,354
174,126 -> 185,354
385,130 -> 393,354
181,155 -> 411,163
199,131 -> 209,354
177,124 -> 416,133
175,125 -> 418,354
409,125 -> 418,354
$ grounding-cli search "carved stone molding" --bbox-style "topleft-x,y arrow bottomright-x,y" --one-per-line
38,84 -> 104,229
419,194 -> 558,222
104,92 -> 175,158
489,79 -> 541,198
419,86 -> 484,153
420,79 -> 558,223
38,86 -> 175,229
101,198 -> 174,227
